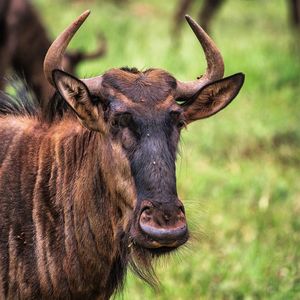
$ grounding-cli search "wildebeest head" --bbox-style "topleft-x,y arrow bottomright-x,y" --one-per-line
44,11 -> 244,256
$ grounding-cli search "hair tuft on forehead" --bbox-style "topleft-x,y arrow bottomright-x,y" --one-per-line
102,68 -> 177,103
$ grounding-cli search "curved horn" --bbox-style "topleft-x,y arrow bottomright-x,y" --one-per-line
43,10 -> 91,86
176,15 -> 224,98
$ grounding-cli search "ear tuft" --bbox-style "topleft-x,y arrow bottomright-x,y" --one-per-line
52,70 -> 107,133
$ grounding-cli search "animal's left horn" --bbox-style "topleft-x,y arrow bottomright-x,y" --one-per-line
43,10 -> 91,86
176,15 -> 224,99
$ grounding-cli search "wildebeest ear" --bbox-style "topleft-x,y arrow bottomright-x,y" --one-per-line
182,73 -> 245,123
52,70 -> 106,132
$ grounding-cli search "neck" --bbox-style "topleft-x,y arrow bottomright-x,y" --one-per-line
34,120 -> 135,297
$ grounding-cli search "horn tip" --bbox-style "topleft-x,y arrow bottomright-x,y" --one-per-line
83,9 -> 91,16
185,15 -> 194,24
185,15 -> 199,31
79,10 -> 91,21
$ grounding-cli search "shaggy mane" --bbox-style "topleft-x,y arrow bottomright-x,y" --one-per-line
0,79 -> 39,117
0,78 -> 71,123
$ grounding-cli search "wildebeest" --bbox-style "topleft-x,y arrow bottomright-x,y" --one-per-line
0,10 -> 244,299
173,0 -> 300,36
0,0 -> 106,107
290,0 -> 300,30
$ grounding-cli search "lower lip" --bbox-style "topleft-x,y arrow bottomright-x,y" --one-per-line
141,239 -> 183,249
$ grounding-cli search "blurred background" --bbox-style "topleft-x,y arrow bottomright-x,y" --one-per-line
1,0 -> 300,299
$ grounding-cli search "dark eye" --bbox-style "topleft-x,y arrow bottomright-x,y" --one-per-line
177,119 -> 186,129
91,96 -> 101,103
170,110 -> 185,129
112,112 -> 132,128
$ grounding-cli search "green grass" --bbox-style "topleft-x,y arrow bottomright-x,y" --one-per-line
33,0 -> 300,299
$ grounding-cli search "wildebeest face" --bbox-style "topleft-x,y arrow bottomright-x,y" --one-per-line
100,68 -> 188,252
53,67 -> 244,254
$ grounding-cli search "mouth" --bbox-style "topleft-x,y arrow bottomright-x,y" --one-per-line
129,223 -> 189,255
130,234 -> 189,257
129,199 -> 189,255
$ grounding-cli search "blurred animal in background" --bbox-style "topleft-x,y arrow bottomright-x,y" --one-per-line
173,0 -> 300,36
289,0 -> 300,30
0,0 -> 106,108
0,10 -> 244,300
173,0 -> 224,35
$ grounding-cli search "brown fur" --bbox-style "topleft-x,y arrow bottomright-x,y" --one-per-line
102,68 -> 177,104
0,111 -> 136,299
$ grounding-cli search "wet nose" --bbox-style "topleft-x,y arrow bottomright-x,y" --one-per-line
139,200 -> 187,245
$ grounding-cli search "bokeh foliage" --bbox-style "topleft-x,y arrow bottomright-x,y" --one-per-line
33,0 -> 300,299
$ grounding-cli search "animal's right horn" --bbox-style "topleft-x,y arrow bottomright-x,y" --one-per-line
43,10 -> 91,86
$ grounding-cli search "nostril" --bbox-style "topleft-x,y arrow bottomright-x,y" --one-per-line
178,209 -> 186,221
178,205 -> 185,214
140,200 -> 154,213
143,207 -> 152,216
140,208 -> 152,223
140,215 -> 151,223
